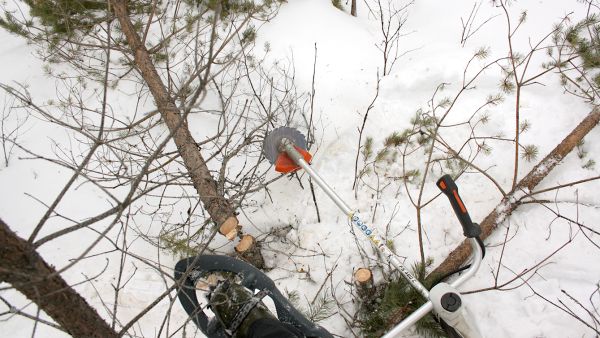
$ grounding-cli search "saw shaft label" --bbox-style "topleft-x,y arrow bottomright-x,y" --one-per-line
351,215 -> 383,247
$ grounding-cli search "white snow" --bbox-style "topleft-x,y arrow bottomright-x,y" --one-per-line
1,0 -> 599,337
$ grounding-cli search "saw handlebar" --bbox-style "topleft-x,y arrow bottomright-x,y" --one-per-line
436,175 -> 481,238
383,176 -> 485,338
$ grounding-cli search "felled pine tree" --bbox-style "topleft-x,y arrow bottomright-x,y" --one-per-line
565,15 -> 600,86
26,0 -> 106,34
551,14 -> 600,91
0,0 -> 151,39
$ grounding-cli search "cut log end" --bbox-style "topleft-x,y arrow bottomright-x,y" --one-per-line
219,216 -> 238,241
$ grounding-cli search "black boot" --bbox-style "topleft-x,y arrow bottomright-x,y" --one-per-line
209,280 -> 278,338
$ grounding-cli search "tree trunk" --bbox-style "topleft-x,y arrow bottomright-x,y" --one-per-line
426,107 -> 600,283
109,0 -> 236,229
110,0 -> 265,268
0,218 -> 119,338
351,0 -> 357,16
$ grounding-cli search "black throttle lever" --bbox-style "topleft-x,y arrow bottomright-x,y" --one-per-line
436,175 -> 481,238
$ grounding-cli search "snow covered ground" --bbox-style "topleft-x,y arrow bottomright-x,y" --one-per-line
1,0 -> 599,337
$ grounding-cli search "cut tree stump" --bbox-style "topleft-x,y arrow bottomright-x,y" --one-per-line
354,267 -> 376,299
354,268 -> 374,287
235,234 -> 265,269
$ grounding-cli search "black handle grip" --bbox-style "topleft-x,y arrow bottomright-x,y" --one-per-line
436,175 -> 481,238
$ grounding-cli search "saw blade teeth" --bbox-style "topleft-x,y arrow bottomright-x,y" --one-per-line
262,126 -> 308,164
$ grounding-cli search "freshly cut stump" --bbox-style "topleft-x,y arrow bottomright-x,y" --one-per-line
235,234 -> 265,270
354,268 -> 373,286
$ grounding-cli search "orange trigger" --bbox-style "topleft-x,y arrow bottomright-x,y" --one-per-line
453,190 -> 467,213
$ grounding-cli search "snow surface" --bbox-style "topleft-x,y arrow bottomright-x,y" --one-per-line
1,0 -> 599,337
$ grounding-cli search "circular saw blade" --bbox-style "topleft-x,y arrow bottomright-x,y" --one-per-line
262,127 -> 307,164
